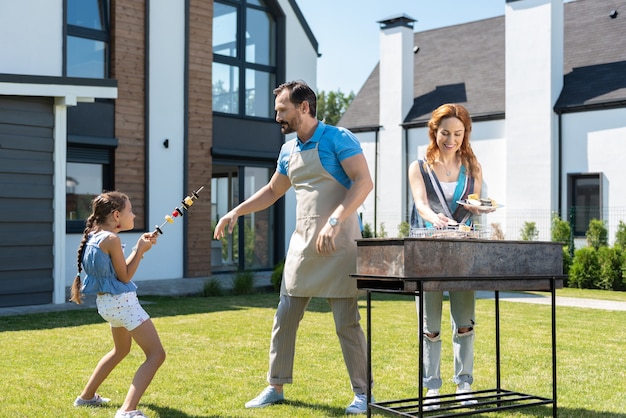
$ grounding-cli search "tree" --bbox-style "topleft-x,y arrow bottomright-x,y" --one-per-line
317,89 -> 355,126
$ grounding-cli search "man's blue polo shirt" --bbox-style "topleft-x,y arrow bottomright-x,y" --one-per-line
276,121 -> 363,189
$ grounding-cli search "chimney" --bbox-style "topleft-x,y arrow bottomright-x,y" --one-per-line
378,14 -> 415,125
505,0 -> 563,212
376,13 -> 415,234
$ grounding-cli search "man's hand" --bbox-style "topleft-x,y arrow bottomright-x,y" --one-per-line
213,211 -> 239,240
316,222 -> 339,255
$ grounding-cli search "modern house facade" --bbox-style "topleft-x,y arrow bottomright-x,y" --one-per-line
340,0 -> 626,246
0,0 -> 318,307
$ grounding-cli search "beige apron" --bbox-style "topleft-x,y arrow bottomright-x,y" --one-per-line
282,139 -> 361,297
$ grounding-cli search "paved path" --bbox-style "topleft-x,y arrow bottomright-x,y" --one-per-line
1,276 -> 626,316
476,290 -> 626,311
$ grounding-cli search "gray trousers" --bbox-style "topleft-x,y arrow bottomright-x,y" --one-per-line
417,291 -> 475,389
267,295 -> 369,394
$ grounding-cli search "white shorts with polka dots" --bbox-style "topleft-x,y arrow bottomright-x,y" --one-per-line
96,292 -> 150,331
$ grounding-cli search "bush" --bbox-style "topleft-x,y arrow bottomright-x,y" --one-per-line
596,246 -> 622,290
568,247 -> 600,289
551,213 -> 571,244
271,259 -> 285,292
202,278 -> 224,297
562,246 -> 572,280
621,250 -> 626,291
362,223 -> 373,238
490,223 -> 505,240
586,219 -> 608,249
378,222 -> 388,238
231,270 -> 255,295
398,221 -> 410,238
520,221 -> 539,241
615,220 -> 626,248
551,213 -> 572,276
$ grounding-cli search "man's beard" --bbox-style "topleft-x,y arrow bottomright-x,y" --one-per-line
280,122 -> 295,135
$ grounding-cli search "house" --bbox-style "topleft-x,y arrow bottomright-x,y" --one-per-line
340,0 -> 626,245
0,0 -> 318,307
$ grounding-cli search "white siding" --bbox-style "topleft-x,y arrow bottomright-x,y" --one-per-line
0,0 -> 63,76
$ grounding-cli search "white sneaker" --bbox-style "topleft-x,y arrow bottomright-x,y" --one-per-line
423,389 -> 440,411
73,393 -> 110,407
244,386 -> 285,408
346,393 -> 374,414
456,382 -> 478,406
115,410 -> 148,418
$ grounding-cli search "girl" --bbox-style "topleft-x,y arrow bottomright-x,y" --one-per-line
70,191 -> 166,418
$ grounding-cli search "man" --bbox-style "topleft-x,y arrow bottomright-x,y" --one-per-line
213,80 -> 373,414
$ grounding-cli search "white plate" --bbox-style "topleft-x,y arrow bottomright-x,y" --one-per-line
456,199 -> 503,212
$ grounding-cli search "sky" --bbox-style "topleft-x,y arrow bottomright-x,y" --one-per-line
296,1 -> 506,94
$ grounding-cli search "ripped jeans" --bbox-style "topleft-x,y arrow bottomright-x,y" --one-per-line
416,291 -> 475,389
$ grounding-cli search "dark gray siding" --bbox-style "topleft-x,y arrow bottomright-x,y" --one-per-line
0,96 -> 54,307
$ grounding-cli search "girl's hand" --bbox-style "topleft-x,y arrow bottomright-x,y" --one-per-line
136,233 -> 156,254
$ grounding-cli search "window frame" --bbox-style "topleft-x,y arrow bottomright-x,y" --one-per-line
567,172 -> 602,237
65,0 -> 111,78
213,0 -> 277,119
66,137 -> 117,233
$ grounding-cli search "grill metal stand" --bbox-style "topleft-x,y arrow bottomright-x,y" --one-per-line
354,238 -> 565,418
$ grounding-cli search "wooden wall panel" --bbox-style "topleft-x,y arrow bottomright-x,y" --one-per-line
186,0 -> 213,276
111,0 -> 147,229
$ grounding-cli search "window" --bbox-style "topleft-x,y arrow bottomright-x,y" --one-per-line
568,173 -> 602,237
66,144 -> 115,232
211,164 -> 274,271
66,99 -> 117,232
66,0 -> 110,78
213,0 -> 276,118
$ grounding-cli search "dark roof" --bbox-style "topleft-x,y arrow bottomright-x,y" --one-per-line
339,0 -> 626,129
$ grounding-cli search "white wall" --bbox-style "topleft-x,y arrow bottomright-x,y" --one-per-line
0,0 -> 63,76
355,131 -> 378,230
562,107 -> 626,243
143,0 -> 187,280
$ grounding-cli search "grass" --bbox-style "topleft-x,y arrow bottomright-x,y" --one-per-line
0,290 -> 625,417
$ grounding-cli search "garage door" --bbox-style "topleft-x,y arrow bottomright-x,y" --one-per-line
0,96 -> 54,307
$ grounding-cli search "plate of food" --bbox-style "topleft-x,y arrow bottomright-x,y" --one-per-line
457,194 -> 503,212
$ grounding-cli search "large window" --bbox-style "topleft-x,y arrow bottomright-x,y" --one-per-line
568,173 -> 602,237
212,165 -> 274,271
66,0 -> 110,78
213,0 -> 276,118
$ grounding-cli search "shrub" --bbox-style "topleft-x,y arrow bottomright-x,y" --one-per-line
551,213 -> 571,244
615,220 -> 626,249
551,213 -> 572,276
520,221 -> 539,241
231,270 -> 255,295
271,259 -> 285,292
621,250 -> 626,291
202,278 -> 224,297
490,223 -> 505,240
398,221 -> 410,238
362,222 -> 373,238
586,219 -> 608,249
378,222 -> 388,238
568,247 -> 600,289
562,246 -> 572,280
596,246 -> 622,290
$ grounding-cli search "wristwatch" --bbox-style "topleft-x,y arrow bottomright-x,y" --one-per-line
328,217 -> 339,227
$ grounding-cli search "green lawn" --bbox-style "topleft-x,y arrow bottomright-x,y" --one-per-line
0,290 -> 624,417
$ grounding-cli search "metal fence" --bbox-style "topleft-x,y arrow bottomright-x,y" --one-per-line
372,206 -> 626,249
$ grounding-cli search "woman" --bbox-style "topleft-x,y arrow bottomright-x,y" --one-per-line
408,103 -> 488,410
